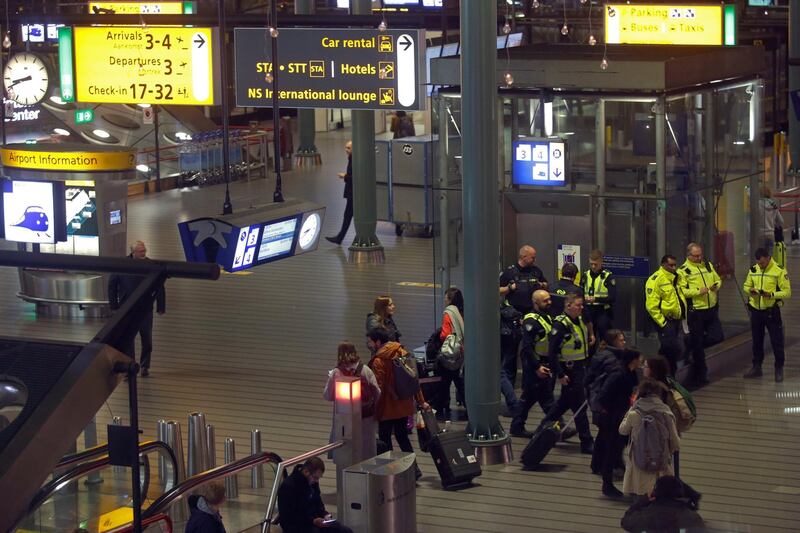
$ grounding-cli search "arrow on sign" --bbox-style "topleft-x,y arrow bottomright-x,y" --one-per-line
194,34 -> 206,48
400,35 -> 413,51
553,169 -> 562,178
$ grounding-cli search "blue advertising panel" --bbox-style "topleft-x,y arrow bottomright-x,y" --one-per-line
0,179 -> 67,244
512,139 -> 567,187
603,254 -> 651,278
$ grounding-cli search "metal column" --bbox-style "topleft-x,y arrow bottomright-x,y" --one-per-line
595,98 -> 606,251
789,1 -> 800,170
704,91 -> 717,261
750,82 -> 764,259
349,0 -> 384,263
655,96 -> 667,259
437,97 -> 450,293
461,0 -> 510,463
294,0 -> 319,158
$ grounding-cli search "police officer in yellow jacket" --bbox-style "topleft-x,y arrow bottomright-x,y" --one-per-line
581,249 -> 617,342
743,247 -> 792,382
538,292 -> 595,454
645,255 -> 687,374
510,289 -> 557,438
680,243 -> 723,386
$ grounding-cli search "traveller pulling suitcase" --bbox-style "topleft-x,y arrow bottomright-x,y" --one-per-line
521,400 -> 588,469
422,410 -> 482,489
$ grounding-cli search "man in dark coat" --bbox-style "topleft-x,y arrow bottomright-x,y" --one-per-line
107,240 -> 165,376
326,140 -> 352,245
277,457 -> 353,533
621,475 -> 704,532
186,482 -> 226,533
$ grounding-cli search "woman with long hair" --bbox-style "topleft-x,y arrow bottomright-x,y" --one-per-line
365,296 -> 401,342
323,341 -> 380,459
435,287 -> 466,418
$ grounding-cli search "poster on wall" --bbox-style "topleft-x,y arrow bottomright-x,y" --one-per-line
557,244 -> 581,274
0,179 -> 66,244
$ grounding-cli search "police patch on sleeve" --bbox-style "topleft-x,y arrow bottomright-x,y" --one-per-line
647,288 -> 653,294
524,322 -> 534,332
550,328 -> 558,336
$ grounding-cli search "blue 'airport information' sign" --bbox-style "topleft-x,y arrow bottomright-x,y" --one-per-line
603,254 -> 651,278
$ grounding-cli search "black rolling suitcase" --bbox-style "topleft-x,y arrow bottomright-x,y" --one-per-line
521,400 -> 588,469
427,430 -> 482,489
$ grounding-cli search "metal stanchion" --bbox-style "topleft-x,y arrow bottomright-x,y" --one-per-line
84,417 -> 103,485
250,429 -> 263,489
223,438 -> 239,499
205,424 -> 216,468
187,412 -> 209,476
111,416 -> 124,475
157,420 -> 188,523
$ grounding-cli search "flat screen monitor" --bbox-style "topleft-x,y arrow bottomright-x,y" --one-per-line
258,217 -> 298,261
109,209 -> 122,225
0,179 -> 66,243
511,139 -> 567,187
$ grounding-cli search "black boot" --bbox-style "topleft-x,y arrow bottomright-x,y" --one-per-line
775,367 -> 784,383
602,482 -> 624,499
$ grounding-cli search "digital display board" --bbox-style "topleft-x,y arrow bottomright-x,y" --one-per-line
0,180 -> 67,244
69,26 -> 218,105
257,217 -> 298,262
234,28 -> 425,110
605,4 -> 726,45
512,139 -> 567,187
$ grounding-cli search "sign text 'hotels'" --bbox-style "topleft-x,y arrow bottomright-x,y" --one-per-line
605,4 -> 731,46
234,28 -> 425,110
70,26 -> 217,105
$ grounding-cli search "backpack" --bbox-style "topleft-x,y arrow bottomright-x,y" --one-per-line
353,363 -> 377,418
587,370 -> 612,415
424,327 -> 444,371
666,377 -> 697,432
437,307 -> 464,371
631,407 -> 672,472
393,351 -> 421,400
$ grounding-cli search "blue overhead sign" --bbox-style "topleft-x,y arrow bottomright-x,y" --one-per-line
603,254 -> 651,278
512,139 -> 567,187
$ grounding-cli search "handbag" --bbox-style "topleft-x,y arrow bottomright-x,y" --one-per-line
437,307 -> 465,371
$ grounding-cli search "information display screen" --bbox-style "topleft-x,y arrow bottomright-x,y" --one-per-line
0,180 -> 66,243
511,139 -> 567,187
258,217 -> 298,261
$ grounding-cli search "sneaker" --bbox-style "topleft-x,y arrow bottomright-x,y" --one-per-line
325,236 -> 342,245
141,368 -> 150,377
775,368 -> 784,383
743,366 -> 763,379
602,483 -> 624,499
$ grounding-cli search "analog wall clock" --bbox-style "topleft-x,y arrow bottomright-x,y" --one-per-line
3,52 -> 50,105
298,212 -> 321,250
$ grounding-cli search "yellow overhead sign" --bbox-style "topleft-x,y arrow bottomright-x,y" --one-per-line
605,4 -> 724,46
72,26 -> 216,105
88,2 -> 185,14
1,148 -> 136,172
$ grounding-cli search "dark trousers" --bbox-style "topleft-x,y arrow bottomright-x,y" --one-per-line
541,363 -> 592,443
378,418 -> 414,453
510,371 -> 555,432
500,334 -> 520,407
658,319 -> 682,374
333,196 -> 353,243
122,311 -> 154,369
593,413 -> 626,484
687,307 -> 723,379
434,365 -> 464,412
311,525 -> 354,533
587,306 -> 613,343
751,306 -> 785,368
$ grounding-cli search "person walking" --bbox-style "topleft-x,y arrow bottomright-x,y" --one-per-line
645,255 -> 687,374
680,243 -> 723,386
367,328 -> 431,479
326,140 -> 353,245
108,240 -> 165,377
323,342 -> 380,459
434,287 -> 465,418
619,378 -> 681,499
743,247 -> 791,382
365,295 -> 401,342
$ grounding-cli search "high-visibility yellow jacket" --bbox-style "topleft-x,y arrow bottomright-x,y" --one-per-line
743,258 -> 791,310
679,260 -> 722,310
645,267 -> 687,328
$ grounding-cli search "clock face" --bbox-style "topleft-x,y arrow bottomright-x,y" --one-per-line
298,213 -> 321,250
3,52 -> 50,105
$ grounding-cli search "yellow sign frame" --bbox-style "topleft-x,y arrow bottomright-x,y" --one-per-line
72,26 -> 217,105
1,148 -> 136,172
605,4 -> 724,46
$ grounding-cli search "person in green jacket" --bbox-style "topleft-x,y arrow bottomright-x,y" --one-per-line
743,247 -> 792,382
679,243 -> 723,386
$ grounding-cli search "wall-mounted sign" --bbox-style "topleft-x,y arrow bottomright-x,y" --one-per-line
603,254 -> 651,278
512,138 -> 567,187
88,2 -> 191,14
3,99 -> 41,123
65,26 -> 218,105
0,146 -> 136,172
75,109 -> 94,124
605,4 -> 735,46
0,179 -> 67,244
234,28 -> 425,110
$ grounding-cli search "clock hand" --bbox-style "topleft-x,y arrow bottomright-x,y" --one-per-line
7,75 -> 32,89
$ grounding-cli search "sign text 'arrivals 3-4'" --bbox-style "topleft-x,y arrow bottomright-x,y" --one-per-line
234,28 -> 424,110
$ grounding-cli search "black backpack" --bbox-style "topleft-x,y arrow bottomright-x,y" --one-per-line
424,328 -> 443,371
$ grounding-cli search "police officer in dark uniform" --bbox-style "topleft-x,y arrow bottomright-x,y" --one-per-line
509,289 -> 556,438
581,249 -> 617,342
499,245 -> 548,405
538,292 -> 595,454
549,262 -> 584,317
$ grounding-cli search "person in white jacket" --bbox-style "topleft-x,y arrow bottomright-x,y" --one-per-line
619,378 -> 681,498
323,341 -> 381,459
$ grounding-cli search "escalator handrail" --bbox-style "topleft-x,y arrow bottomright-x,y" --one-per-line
261,441 -> 344,533
25,441 -> 179,519
142,450 -> 284,520
56,442 -> 113,471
